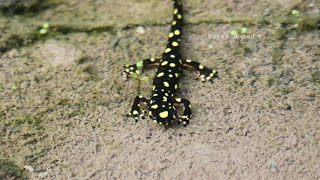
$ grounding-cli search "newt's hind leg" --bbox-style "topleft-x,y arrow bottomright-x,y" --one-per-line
127,95 -> 149,123
182,59 -> 218,82
174,98 -> 192,127
123,58 -> 161,78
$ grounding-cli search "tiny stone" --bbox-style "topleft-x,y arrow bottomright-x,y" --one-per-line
38,172 -> 49,178
24,165 -> 34,172
136,26 -> 145,34
270,161 -> 279,173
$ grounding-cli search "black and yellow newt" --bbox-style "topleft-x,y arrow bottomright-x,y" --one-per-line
124,0 -> 217,127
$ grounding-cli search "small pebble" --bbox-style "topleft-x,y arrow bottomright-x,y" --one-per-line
38,172 -> 48,178
136,26 -> 145,34
270,160 -> 279,173
24,165 -> 34,172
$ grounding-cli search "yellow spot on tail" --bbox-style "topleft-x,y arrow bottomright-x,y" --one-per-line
169,74 -> 173,78
150,58 -> 155,62
176,98 -> 181,102
170,55 -> 175,58
174,8 -> 178,14
170,63 -> 176,67
157,72 -> 164,77
175,73 -> 179,77
177,14 -> 182,19
159,111 -> 168,118
172,41 -> 179,46
165,48 -> 172,53
161,61 -> 168,66
199,64 -> 204,69
186,59 -> 192,63
172,21 -> 177,25
164,82 -> 169,87
151,104 -> 158,109
152,85 -> 156,90
169,32 -> 174,38
174,30 -> 180,35
133,110 -> 139,115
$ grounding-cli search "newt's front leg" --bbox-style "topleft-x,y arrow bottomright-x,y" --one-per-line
182,59 -> 218,82
174,98 -> 192,127
123,58 -> 161,78
127,95 -> 149,123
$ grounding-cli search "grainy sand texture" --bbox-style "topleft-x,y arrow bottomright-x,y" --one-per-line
0,0 -> 319,179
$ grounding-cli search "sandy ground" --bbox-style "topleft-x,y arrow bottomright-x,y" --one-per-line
0,0 -> 320,179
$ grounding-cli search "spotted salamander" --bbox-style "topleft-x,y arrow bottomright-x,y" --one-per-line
124,0 -> 217,127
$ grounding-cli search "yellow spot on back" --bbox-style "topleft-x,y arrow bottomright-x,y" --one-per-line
174,8 -> 178,14
152,85 -> 156,90
133,110 -> 139,115
170,55 -> 175,58
169,32 -> 174,38
159,111 -> 168,118
165,48 -> 172,53
169,74 -> 173,78
163,96 -> 167,102
157,72 -> 164,77
164,82 -> 169,87
175,84 -> 178,89
172,41 -> 179,46
161,61 -> 168,66
151,104 -> 158,109
150,58 -> 155,62
172,21 -> 177,25
177,14 -> 182,19
186,59 -> 192,63
174,30 -> 180,35
170,63 -> 176,67
176,98 -> 181,102
175,73 -> 179,77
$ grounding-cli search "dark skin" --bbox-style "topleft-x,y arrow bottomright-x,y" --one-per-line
124,0 -> 218,127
